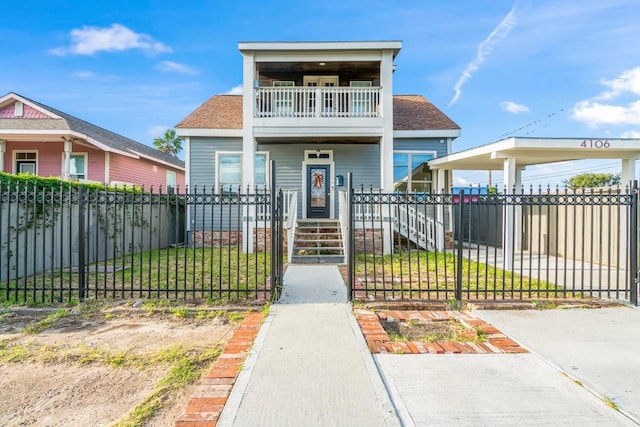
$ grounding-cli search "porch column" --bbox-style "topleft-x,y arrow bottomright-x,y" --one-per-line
502,157 -> 518,270
620,158 -> 637,270
62,138 -> 72,181
242,50 -> 256,253
0,139 -> 5,172
380,49 -> 394,254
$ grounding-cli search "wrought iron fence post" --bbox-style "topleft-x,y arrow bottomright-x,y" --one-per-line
455,190 -> 464,303
347,173 -> 353,301
277,188 -> 283,297
631,180 -> 638,306
78,186 -> 86,302
269,160 -> 278,301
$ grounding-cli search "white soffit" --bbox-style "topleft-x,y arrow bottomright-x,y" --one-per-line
428,137 -> 640,170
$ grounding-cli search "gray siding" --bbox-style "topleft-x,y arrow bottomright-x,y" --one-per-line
189,137 -> 242,189
393,138 -> 449,158
259,142 -> 380,217
189,137 -> 242,230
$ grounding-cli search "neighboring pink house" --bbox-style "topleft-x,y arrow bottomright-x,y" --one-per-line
0,92 -> 184,189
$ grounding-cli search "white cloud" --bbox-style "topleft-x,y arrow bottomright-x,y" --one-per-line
50,23 -> 171,56
573,66 -> 640,127
620,130 -> 640,138
72,71 -> 96,79
157,61 -> 197,75
501,101 -> 530,114
597,66 -> 640,100
448,4 -> 517,107
453,176 -> 473,186
573,100 -> 640,127
224,85 -> 243,95
148,125 -> 170,137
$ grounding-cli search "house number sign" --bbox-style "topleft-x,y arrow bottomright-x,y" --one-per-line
580,139 -> 610,148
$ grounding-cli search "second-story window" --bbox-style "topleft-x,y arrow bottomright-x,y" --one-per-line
350,81 -> 372,116
273,81 -> 294,116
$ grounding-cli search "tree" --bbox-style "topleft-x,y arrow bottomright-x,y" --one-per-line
563,172 -> 621,190
153,129 -> 183,157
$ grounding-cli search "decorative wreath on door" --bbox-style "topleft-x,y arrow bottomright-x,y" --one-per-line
312,172 -> 324,189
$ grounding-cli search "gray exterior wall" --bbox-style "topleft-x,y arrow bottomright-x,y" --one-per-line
258,142 -> 380,218
187,136 -> 448,221
394,138 -> 448,158
189,137 -> 242,189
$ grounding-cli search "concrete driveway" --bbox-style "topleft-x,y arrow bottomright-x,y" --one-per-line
478,307 -> 639,423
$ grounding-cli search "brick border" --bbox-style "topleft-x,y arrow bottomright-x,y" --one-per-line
355,309 -> 527,354
176,312 -> 264,426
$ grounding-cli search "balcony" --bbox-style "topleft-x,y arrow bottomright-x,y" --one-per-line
255,86 -> 381,119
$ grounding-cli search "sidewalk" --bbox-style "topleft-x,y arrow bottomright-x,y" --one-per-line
217,265 -> 400,426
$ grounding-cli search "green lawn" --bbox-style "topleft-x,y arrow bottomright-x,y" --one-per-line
0,247 -> 276,305
354,250 -> 574,301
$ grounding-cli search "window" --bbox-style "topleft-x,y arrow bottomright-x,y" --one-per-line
273,81 -> 294,116
166,170 -> 177,191
393,152 -> 434,193
69,154 -> 87,180
255,153 -> 268,190
14,101 -> 23,117
350,81 -> 372,115
217,153 -> 268,192
15,151 -> 37,174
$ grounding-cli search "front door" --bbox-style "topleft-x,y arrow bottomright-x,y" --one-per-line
307,165 -> 330,218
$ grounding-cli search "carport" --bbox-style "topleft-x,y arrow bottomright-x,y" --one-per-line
428,136 -> 640,269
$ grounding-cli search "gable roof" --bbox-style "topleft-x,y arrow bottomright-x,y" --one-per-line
176,95 -> 243,129
176,94 -> 459,132
0,93 -> 184,170
393,95 -> 460,131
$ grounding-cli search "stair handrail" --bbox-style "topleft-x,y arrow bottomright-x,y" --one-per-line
285,191 -> 298,261
394,202 -> 436,249
338,189 -> 349,262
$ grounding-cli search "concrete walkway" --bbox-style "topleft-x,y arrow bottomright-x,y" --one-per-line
217,265 -> 400,426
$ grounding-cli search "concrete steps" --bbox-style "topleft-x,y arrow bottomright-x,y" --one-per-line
291,219 -> 344,264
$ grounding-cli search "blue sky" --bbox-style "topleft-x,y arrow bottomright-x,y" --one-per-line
2,0 -> 640,187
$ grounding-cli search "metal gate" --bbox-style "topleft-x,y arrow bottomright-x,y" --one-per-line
347,179 -> 638,306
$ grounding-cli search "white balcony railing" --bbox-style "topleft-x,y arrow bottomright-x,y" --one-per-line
255,86 -> 381,118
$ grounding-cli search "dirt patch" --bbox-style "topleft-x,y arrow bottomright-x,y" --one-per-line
0,303 -> 245,426
380,319 -> 470,342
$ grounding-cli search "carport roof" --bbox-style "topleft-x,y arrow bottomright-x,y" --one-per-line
428,137 -> 640,170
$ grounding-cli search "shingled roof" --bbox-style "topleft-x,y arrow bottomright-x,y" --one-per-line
176,94 -> 459,131
1,93 -> 184,169
393,95 -> 460,131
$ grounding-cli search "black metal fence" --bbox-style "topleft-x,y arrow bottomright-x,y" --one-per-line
0,183 -> 283,304
348,183 -> 639,305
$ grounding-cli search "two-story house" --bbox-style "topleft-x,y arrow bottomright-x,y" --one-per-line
176,41 -> 460,258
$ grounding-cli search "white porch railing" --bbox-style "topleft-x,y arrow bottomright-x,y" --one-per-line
343,189 -> 437,250
257,190 -> 297,222
394,204 -> 436,249
255,86 -> 381,118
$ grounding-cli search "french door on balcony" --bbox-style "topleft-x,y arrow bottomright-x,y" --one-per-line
303,76 -> 338,116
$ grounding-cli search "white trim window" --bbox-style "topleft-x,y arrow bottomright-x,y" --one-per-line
216,152 -> 268,193
166,170 -> 177,191
69,153 -> 87,180
273,81 -> 295,117
350,80 -> 372,115
393,151 -> 435,193
14,151 -> 38,174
